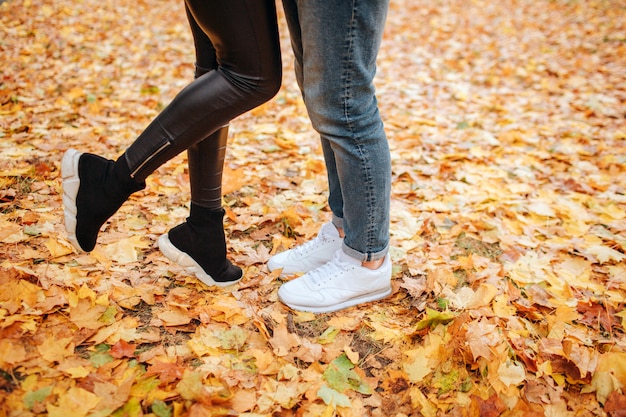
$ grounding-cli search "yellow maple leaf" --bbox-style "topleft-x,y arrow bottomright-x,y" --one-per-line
187,326 -> 222,357
443,283 -> 497,310
366,317 -> 406,343
64,366 -> 91,379
37,336 -> 74,364
404,349 -> 432,382
272,382 -> 302,409
46,387 -> 100,417
327,314 -> 363,331
44,238 -> 74,258
585,244 -> 626,264
527,200 -> 557,218
497,360 -> 526,387
403,330 -> 447,382
209,296 -> 248,324
409,386 -> 438,417
492,294 -> 516,318
0,220 -> 25,243
583,352 -> 626,403
92,235 -> 151,264
69,298 -> 108,330
591,202 -> 626,221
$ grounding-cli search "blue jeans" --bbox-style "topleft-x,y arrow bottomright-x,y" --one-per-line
282,0 -> 391,262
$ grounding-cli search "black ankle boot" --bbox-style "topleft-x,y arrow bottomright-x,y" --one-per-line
157,204 -> 243,287
62,149 -> 145,252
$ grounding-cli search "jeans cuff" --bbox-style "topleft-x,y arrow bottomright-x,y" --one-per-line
331,214 -> 344,231
342,241 -> 389,263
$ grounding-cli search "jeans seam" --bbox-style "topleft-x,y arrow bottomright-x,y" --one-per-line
342,0 -> 356,135
344,0 -> 377,261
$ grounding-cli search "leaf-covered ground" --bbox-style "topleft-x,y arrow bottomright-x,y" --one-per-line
1,0 -> 625,416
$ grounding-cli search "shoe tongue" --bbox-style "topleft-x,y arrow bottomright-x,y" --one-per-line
335,249 -> 360,267
320,222 -> 340,239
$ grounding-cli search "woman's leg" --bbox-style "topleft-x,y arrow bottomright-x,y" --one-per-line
62,0 -> 281,266
124,0 -> 281,182
185,3 -> 228,210
155,5 -> 240,286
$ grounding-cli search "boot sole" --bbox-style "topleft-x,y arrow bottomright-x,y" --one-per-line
279,286 -> 393,314
61,148 -> 83,252
157,234 -> 242,288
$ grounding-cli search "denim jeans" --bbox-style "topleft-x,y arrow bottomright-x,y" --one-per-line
282,0 -> 391,262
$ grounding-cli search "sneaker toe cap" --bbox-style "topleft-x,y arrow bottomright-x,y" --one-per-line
267,252 -> 306,276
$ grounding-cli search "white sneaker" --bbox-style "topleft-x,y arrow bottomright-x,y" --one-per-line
267,222 -> 342,276
277,249 -> 392,313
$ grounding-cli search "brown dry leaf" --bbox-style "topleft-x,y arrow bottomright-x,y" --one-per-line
269,322 -> 302,357
69,298 -> 108,330
465,320 -> 497,361
604,391 -> 626,417
154,306 -> 192,327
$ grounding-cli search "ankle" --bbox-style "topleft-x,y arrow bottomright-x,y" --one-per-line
114,155 -> 145,192
362,257 -> 385,270
165,208 -> 242,284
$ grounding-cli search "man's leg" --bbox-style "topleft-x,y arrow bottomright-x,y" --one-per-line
272,0 -> 392,312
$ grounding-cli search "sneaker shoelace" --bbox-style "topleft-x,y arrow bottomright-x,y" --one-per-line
305,251 -> 353,287
291,232 -> 334,257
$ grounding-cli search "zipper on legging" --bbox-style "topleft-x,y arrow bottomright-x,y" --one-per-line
130,141 -> 171,178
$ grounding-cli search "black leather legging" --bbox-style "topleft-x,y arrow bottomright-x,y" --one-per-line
123,0 -> 282,191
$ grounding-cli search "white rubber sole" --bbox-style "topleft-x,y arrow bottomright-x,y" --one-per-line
279,286 -> 392,314
157,234 -> 242,288
61,148 -> 83,252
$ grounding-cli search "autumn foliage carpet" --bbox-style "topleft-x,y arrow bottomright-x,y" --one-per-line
1,0 -> 625,416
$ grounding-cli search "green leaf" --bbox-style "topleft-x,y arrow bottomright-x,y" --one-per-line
94,343 -> 111,352
318,326 -> 340,344
415,308 -> 455,331
151,400 -> 172,417
131,376 -> 161,398
456,120 -> 470,129
433,369 -> 460,395
99,305 -> 118,325
89,352 -> 114,368
322,354 -> 371,395
113,397 -> 142,417
317,384 -> 351,408
23,385 -> 52,409
23,225 -> 40,236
